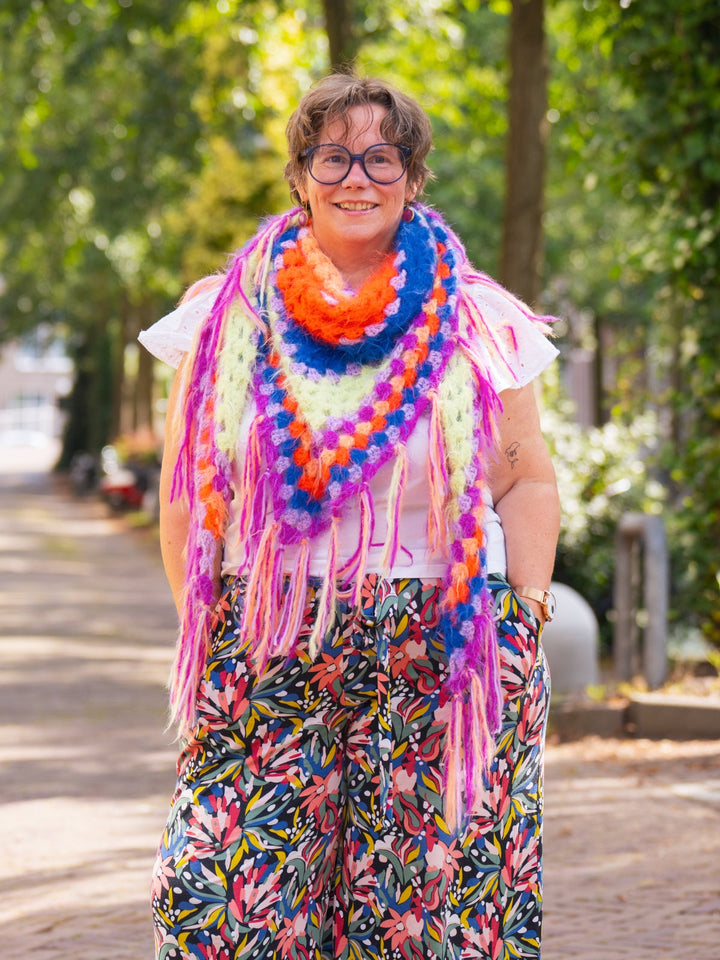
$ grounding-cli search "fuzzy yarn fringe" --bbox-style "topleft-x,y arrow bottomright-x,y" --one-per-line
167,203 -> 553,831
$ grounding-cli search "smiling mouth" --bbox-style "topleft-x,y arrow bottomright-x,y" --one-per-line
335,201 -> 377,211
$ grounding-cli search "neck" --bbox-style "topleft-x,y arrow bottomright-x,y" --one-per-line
310,233 -> 396,291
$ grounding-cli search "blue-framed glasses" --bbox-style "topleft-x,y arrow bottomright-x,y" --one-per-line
303,142 -> 411,185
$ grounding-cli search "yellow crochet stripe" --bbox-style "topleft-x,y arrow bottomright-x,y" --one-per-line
215,242 -> 274,459
215,298 -> 258,458
265,294 -> 398,432
438,349 -> 479,523
214,226 -> 302,457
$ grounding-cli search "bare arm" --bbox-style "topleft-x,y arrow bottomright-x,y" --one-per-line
488,384 -> 561,624
158,360 -> 221,617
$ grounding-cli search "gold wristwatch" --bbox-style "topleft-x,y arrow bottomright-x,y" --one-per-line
516,586 -> 556,622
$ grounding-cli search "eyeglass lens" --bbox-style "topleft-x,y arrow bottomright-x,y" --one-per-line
307,143 -> 408,185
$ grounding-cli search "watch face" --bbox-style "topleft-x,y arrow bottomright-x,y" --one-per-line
545,592 -> 557,620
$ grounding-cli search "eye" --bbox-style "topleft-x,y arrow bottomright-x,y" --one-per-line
366,149 -> 393,165
314,146 -> 348,166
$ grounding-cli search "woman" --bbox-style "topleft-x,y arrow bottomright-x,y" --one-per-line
140,73 -> 560,960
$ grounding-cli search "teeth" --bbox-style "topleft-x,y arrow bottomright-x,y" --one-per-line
337,202 -> 375,211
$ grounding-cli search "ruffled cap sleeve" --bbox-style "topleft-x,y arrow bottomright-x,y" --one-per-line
459,276 -> 559,393
138,279 -> 223,369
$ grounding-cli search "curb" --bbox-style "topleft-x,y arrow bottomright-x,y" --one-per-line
626,693 -> 720,740
549,701 -> 627,741
549,694 -> 720,742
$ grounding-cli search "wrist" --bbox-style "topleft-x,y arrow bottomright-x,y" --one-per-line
523,597 -> 546,624
514,584 -> 556,622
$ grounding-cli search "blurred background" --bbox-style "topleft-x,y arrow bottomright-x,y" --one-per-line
1,0 -> 718,673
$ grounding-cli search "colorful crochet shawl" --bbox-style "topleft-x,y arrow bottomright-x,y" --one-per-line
171,204 -> 545,829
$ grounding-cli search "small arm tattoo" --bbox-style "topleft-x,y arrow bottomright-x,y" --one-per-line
505,441 -> 520,469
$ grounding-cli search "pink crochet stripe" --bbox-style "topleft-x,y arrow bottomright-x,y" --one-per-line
163,204 -> 557,837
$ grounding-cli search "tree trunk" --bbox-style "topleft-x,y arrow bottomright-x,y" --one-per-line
500,0 -> 548,307
57,322 -> 114,467
135,338 -> 155,432
111,292 -> 129,440
322,0 -> 356,72
132,301 -> 155,434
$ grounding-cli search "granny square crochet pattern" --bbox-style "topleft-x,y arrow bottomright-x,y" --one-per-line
169,204 -> 552,829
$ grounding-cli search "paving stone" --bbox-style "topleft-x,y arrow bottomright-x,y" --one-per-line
1,447 -> 719,959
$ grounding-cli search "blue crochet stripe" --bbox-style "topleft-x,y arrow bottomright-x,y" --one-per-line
266,217 -> 438,376
252,210 -> 460,547
440,571 -> 489,656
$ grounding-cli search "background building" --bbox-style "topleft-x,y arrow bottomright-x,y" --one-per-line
0,327 -> 72,444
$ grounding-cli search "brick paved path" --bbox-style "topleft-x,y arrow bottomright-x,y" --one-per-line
543,737 -> 720,959
1,443 -> 719,959
0,448 -> 177,959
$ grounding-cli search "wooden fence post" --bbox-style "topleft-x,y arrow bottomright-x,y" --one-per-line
613,513 -> 668,689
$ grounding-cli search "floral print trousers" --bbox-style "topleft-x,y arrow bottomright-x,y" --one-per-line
152,574 -> 550,960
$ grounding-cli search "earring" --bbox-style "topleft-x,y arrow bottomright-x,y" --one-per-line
298,201 -> 310,227
402,202 -> 415,223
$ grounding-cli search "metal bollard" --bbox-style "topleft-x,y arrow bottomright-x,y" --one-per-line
613,513 -> 668,689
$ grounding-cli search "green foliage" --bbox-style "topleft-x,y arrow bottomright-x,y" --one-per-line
1,0 -> 717,644
539,0 -> 720,647
0,0 -> 307,458
355,0 -> 509,270
606,0 -> 720,643
544,1 -> 655,371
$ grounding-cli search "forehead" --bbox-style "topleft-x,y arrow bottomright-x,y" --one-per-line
320,104 -> 388,146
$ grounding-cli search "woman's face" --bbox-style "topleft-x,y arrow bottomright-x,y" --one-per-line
297,104 -> 416,277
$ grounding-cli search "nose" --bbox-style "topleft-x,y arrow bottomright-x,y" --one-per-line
343,156 -> 371,186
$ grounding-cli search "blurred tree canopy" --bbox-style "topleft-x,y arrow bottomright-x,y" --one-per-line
0,0 -> 718,647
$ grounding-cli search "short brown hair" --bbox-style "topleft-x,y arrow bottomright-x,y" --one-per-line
284,74 -> 434,204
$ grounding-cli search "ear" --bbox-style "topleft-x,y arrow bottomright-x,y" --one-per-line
295,169 -> 311,207
405,181 -> 419,204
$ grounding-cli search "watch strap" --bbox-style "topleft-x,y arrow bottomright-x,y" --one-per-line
515,585 -> 555,621
515,586 -> 548,605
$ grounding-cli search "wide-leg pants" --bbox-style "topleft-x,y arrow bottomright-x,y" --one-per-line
152,574 -> 550,960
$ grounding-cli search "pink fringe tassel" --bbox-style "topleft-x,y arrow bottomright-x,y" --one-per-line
169,611 -> 208,732
240,521 -> 282,675
352,487 -> 373,609
308,518 -> 339,658
275,538 -> 311,657
336,487 -> 374,608
237,415 -> 263,546
427,392 -> 449,555
444,696 -> 464,833
442,609 -> 502,832
380,446 -> 408,574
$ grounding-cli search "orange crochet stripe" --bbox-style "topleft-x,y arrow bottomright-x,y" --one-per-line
444,509 -> 485,610
197,394 -> 227,537
276,243 -> 399,344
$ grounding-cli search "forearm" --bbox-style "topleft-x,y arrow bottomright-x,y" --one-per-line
159,493 -> 191,618
158,358 -> 223,618
494,478 -> 561,622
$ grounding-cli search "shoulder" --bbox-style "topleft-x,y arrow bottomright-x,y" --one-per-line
137,211 -> 295,369
138,277 -> 225,369
457,274 -> 559,393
